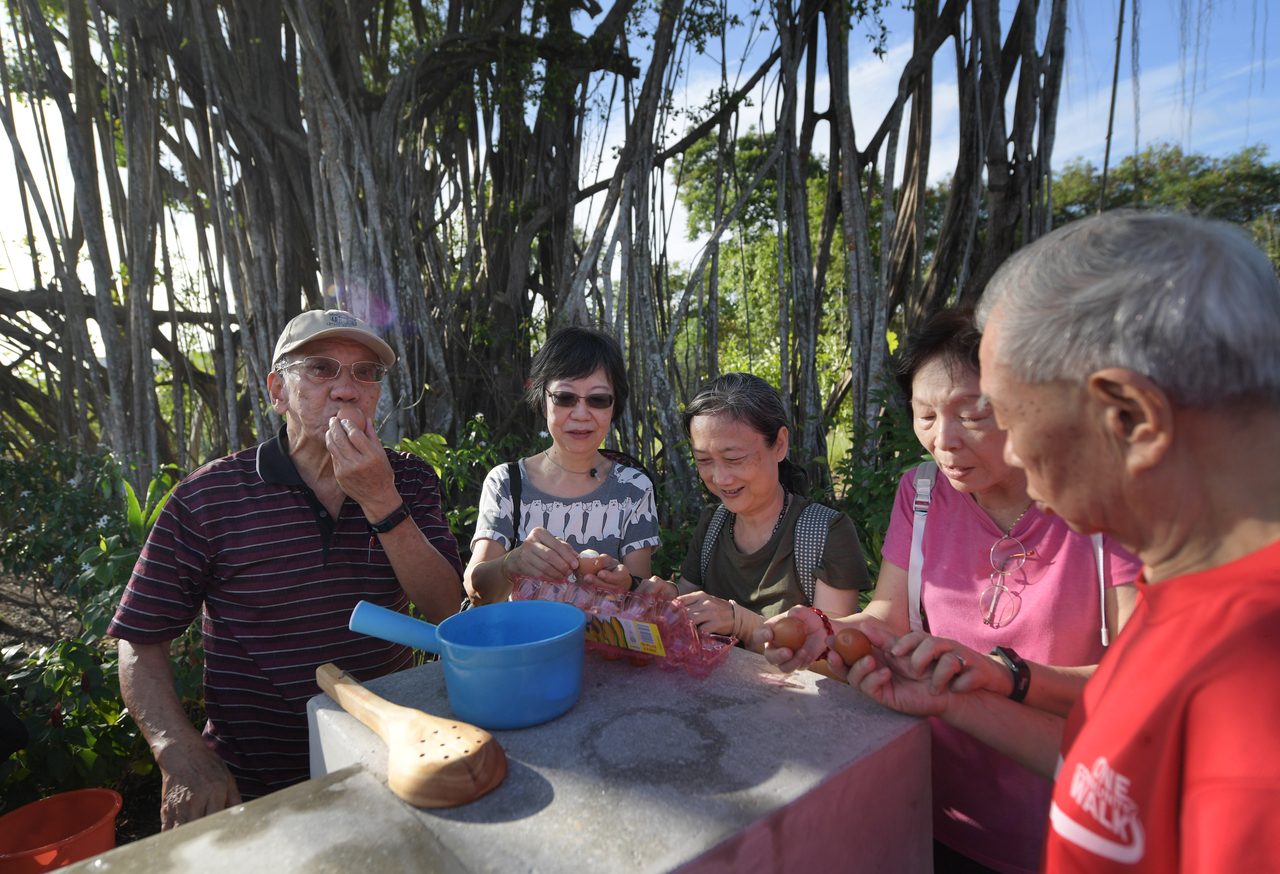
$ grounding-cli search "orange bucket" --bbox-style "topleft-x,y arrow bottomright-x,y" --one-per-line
0,788 -> 122,873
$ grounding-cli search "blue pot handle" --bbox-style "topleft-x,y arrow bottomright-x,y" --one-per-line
349,601 -> 441,654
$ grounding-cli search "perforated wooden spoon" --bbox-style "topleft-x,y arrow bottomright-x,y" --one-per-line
316,663 -> 508,808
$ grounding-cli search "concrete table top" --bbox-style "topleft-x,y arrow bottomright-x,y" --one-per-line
310,647 -> 930,874
67,648 -> 930,874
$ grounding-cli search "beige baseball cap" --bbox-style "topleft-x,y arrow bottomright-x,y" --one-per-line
272,309 -> 396,367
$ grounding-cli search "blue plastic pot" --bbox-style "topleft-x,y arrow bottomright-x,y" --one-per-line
349,600 -> 586,730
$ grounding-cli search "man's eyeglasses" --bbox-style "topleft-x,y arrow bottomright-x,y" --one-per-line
547,390 -> 614,409
979,534 -> 1033,628
277,356 -> 388,384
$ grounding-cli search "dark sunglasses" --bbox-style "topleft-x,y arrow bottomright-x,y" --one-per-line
278,356 -> 388,384
547,390 -> 614,409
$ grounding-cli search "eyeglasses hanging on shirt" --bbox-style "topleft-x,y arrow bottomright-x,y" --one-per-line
979,534 -> 1036,628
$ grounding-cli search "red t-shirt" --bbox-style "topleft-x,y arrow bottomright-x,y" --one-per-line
1046,538 -> 1280,872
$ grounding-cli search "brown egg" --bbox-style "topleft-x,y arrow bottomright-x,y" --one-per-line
576,549 -> 610,577
832,628 -> 873,665
771,616 -> 807,651
334,404 -> 366,432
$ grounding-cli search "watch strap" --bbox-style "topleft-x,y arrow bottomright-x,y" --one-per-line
368,501 -> 411,535
991,645 -> 1031,703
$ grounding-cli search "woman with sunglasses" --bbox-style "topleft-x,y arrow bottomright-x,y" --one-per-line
760,308 -> 1141,874
464,326 -> 659,605
645,372 -> 872,648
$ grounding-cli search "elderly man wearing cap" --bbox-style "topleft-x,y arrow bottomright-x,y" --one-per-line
766,212 -> 1280,871
109,310 -> 463,830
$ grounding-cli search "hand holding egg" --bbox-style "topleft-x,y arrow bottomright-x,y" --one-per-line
333,404 -> 367,432
575,549 -> 631,592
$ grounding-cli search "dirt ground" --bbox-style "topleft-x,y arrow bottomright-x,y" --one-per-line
0,573 -> 163,844
0,573 -> 75,651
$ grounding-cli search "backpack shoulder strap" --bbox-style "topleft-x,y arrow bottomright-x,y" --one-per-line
794,502 -> 840,607
908,461 -> 938,632
699,505 -> 731,586
507,461 -> 523,546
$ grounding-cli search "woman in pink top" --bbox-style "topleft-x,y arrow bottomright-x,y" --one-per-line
759,308 -> 1141,874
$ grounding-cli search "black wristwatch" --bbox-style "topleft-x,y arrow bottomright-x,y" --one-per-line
367,501 -> 411,535
991,645 -> 1031,703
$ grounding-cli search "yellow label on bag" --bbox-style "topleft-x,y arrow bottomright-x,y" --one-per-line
584,615 -> 665,657
618,618 -> 665,656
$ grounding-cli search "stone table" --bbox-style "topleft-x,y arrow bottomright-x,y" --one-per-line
66,649 -> 930,874
310,647 -> 930,873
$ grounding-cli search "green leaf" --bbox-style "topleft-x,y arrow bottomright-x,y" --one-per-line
47,745 -> 73,782
123,480 -> 144,544
144,483 -> 177,536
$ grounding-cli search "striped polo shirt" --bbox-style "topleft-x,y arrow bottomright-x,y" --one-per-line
108,426 -> 463,798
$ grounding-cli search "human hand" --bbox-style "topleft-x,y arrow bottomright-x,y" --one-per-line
154,739 -> 242,830
841,625 -> 954,718
327,414 -> 398,518
881,633 -> 1009,696
581,555 -> 631,591
506,528 -> 580,581
676,591 -> 735,636
636,576 -> 678,598
756,606 -> 829,673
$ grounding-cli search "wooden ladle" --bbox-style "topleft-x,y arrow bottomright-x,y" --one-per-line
316,663 -> 508,808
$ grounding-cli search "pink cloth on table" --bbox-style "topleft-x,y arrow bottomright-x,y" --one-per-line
881,467 -> 1142,874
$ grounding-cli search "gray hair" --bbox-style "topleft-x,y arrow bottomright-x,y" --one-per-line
682,372 -> 808,494
976,210 -> 1280,407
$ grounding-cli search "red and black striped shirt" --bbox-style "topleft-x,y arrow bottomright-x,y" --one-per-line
108,426 -> 462,797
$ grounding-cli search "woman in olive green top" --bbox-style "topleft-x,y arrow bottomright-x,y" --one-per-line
647,373 -> 871,650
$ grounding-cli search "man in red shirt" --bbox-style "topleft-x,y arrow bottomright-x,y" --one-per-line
824,212 -> 1280,871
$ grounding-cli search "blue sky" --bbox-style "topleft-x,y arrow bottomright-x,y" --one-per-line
676,0 -> 1279,180
628,0 -> 1279,265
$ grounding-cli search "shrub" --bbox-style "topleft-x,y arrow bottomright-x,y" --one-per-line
830,388 -> 927,598
0,443 -> 200,809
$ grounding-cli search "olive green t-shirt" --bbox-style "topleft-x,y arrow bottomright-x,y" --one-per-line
678,495 -> 871,620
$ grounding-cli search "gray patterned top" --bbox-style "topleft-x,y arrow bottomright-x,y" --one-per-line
471,458 -> 660,560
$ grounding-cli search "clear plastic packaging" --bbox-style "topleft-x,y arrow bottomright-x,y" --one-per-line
509,574 -> 736,679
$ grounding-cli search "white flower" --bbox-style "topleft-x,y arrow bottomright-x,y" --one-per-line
24,524 -> 36,533
539,430 -> 549,438
20,490 -> 31,497
52,555 -> 62,565
474,413 -> 485,422
67,476 -> 80,487
479,441 -> 487,447
81,563 -> 92,572
97,515 -> 111,528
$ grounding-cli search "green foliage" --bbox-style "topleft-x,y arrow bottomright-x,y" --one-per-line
675,128 -> 826,240
1053,143 -> 1280,267
0,639 -> 150,810
0,448 -> 199,808
0,433 -> 125,605
398,415 -> 541,563
830,387 -> 927,588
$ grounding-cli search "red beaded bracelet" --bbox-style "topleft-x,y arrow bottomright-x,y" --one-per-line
807,606 -> 834,660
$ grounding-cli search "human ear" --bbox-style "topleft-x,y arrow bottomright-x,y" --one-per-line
267,371 -> 288,414
1087,368 -> 1173,474
773,425 -> 790,460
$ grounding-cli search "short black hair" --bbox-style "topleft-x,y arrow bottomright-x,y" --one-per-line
526,325 -> 629,420
894,307 -> 983,400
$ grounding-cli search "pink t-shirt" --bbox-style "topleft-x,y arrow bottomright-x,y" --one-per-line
882,467 -> 1142,874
